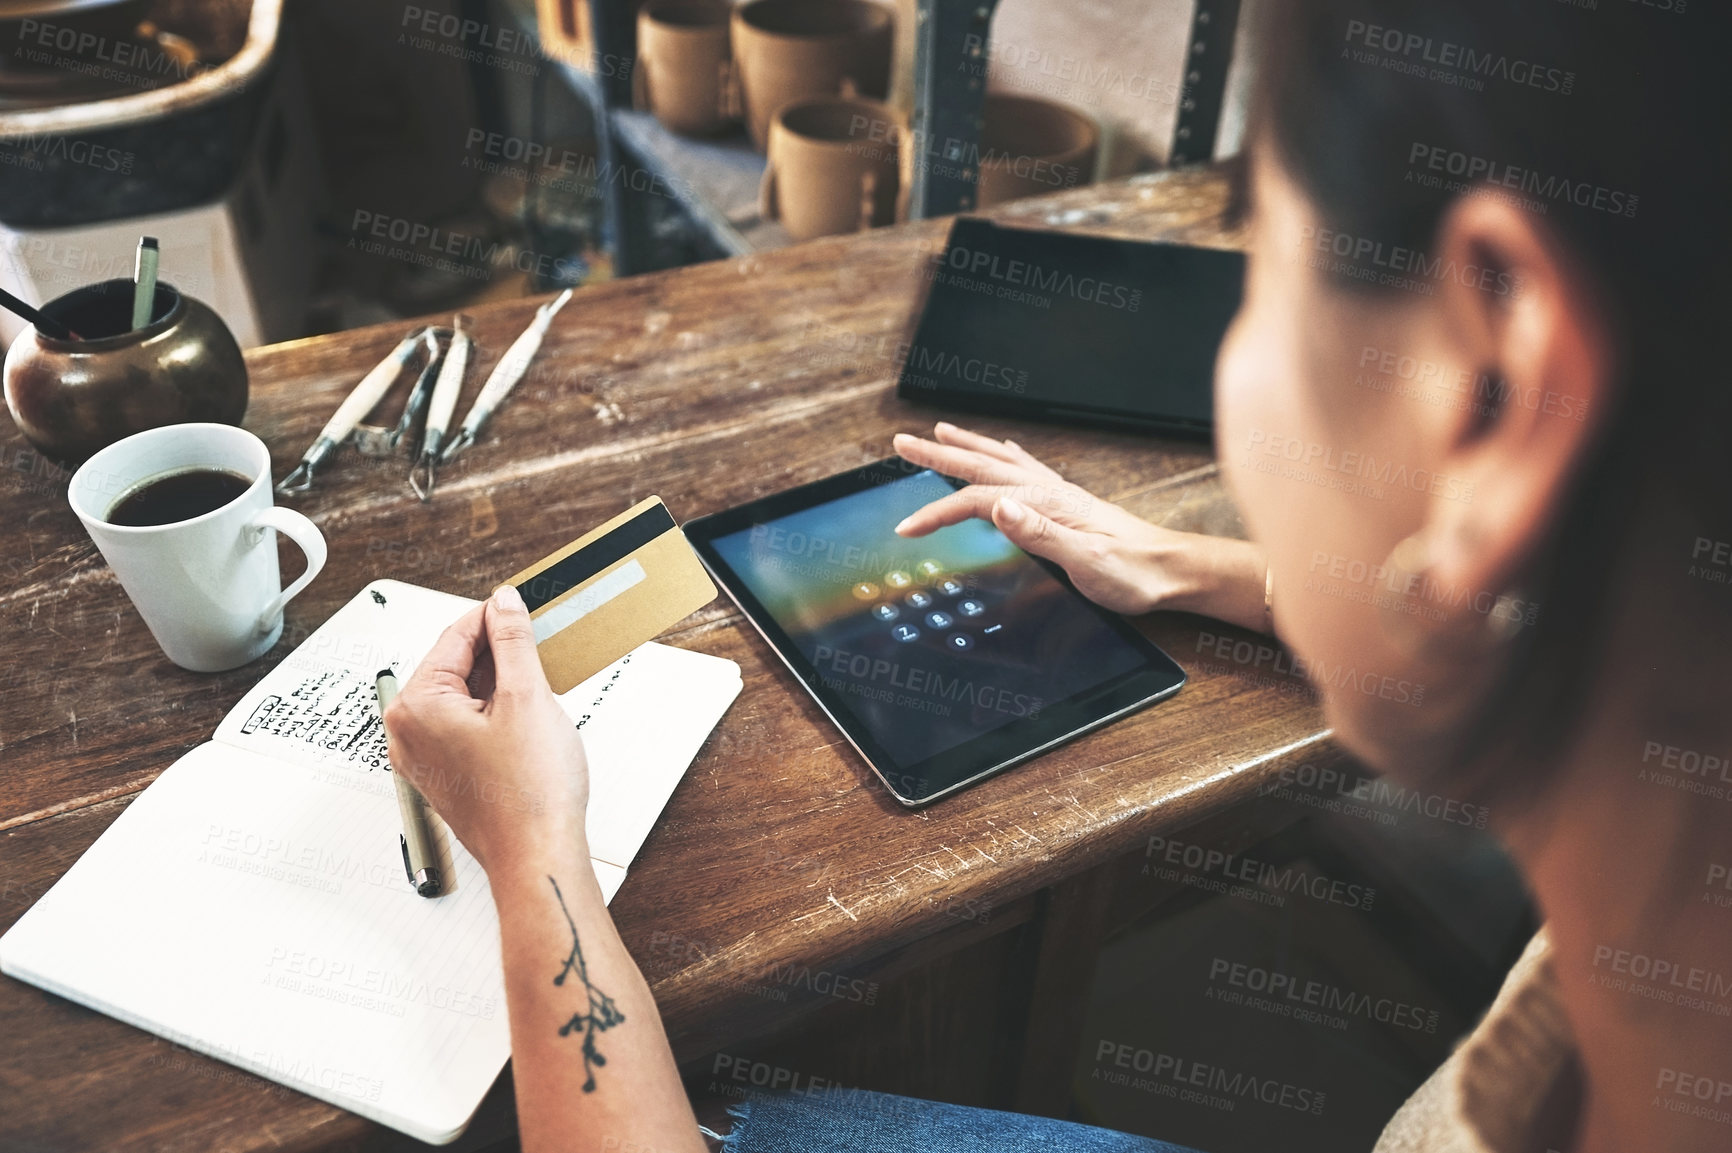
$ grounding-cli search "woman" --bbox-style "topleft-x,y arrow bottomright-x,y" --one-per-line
383,1 -> 1730,1150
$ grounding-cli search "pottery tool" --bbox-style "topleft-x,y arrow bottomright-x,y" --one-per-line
131,236 -> 159,330
411,314 -> 471,502
275,328 -> 434,495
391,328 -> 447,452
440,288 -> 573,466
354,327 -> 444,457
0,285 -> 77,341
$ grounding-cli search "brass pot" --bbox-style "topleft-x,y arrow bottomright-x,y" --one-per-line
3,279 -> 248,467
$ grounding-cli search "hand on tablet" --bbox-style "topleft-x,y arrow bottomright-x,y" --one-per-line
892,423 -> 1271,631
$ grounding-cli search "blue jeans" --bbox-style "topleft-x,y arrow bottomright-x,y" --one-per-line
717,1089 -> 1202,1152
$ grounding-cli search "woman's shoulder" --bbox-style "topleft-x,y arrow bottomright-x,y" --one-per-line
1373,930 -> 1575,1153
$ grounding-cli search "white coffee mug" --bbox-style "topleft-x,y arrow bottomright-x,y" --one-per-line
69,423 -> 327,672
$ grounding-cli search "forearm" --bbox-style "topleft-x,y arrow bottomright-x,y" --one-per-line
1154,535 -> 1271,633
490,842 -> 704,1153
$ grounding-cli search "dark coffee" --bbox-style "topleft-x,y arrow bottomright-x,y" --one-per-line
106,468 -> 252,527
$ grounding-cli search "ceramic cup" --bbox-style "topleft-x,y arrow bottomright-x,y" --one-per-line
976,93 -> 1098,207
760,95 -> 899,241
69,423 -> 327,673
732,0 -> 892,152
634,0 -> 738,136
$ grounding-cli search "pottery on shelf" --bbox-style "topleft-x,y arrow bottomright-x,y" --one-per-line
976,93 -> 1098,207
634,0 -> 739,137
732,0 -> 892,152
760,94 -> 900,241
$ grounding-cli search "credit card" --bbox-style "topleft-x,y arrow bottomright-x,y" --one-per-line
506,497 -> 717,693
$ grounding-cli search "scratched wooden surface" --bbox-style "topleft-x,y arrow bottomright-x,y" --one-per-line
0,168 -> 1344,1152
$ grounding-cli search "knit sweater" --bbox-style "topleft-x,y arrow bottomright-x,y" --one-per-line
1374,931 -> 1577,1153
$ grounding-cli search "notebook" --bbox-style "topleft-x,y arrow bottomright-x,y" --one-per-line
0,579 -> 742,1145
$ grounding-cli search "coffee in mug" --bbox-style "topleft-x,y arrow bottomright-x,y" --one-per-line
105,468 -> 252,527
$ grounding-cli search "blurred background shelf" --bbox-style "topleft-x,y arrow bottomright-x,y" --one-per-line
524,0 -> 1246,274
0,0 -> 1252,345
607,108 -> 792,255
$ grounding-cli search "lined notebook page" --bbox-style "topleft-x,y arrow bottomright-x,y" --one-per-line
0,580 -> 741,1144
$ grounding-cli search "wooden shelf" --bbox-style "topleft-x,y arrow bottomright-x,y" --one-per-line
608,108 -> 794,255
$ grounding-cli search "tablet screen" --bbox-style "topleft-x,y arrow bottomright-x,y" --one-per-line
708,469 -> 1153,767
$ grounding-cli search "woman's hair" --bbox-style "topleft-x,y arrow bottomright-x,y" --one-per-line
1248,1 -> 1732,802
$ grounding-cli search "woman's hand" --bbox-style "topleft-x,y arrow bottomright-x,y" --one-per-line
893,423 -> 1272,632
382,584 -> 589,875
388,587 -> 705,1153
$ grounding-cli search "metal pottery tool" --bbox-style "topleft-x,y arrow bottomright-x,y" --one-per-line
275,328 -> 435,495
354,328 -> 446,458
410,314 -> 471,502
439,288 -> 573,466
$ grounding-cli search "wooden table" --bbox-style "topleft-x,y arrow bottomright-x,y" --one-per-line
0,168 -> 1347,1152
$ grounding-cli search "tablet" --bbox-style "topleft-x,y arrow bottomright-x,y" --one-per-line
895,218 -> 1245,439
684,459 -> 1187,806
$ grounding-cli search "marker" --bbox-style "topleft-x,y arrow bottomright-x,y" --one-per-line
375,668 -> 443,897
131,236 -> 159,330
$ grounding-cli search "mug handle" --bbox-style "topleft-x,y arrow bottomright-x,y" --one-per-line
247,505 -> 328,633
759,161 -> 779,222
719,59 -> 741,120
858,169 -> 878,232
895,113 -> 912,222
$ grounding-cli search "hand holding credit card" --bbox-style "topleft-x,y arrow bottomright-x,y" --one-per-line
505,497 -> 718,693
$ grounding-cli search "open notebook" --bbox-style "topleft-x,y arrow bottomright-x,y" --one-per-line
0,579 -> 741,1144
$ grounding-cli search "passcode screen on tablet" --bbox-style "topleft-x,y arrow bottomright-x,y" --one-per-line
690,462 -> 1185,803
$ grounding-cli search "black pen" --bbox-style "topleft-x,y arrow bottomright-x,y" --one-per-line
375,669 -> 443,897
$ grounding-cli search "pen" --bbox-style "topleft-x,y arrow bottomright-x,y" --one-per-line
375,668 -> 443,898
131,236 -> 158,330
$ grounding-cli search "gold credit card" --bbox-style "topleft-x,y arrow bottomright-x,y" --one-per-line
506,497 -> 717,693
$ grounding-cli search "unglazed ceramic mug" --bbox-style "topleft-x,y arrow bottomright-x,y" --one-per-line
68,423 -> 327,673
975,93 -> 1098,207
760,94 -> 899,241
634,0 -> 738,136
732,0 -> 892,151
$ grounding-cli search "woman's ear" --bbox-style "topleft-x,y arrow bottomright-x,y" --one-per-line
1416,192 -> 1615,609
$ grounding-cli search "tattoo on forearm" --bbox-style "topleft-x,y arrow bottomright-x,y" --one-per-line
549,875 -> 626,1092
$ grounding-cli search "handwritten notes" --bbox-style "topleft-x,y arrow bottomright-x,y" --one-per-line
235,665 -> 390,775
